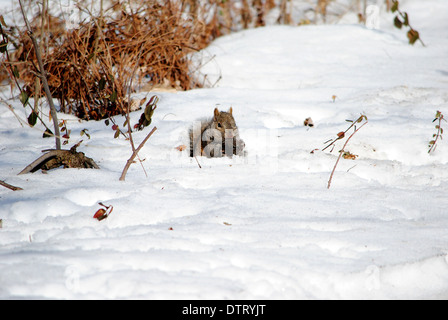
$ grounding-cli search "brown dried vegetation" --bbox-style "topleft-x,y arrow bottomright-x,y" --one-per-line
1,1 -> 379,121
2,1 -> 224,120
1,0 -> 302,121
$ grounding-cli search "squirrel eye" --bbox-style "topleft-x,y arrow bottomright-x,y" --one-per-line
217,123 -> 222,128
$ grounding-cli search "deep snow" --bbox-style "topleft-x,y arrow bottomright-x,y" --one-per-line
1,0 -> 448,299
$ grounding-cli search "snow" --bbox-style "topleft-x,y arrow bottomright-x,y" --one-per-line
1,0 -> 448,299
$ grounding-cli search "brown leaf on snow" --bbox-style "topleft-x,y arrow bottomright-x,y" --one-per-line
93,203 -> 113,221
304,117 -> 314,127
342,151 -> 358,160
176,144 -> 187,152
93,208 -> 106,220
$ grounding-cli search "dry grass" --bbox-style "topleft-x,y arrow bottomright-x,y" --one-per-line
2,1 -> 220,120
1,1 -> 366,121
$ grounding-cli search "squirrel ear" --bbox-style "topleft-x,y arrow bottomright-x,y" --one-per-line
229,107 -> 233,115
214,108 -> 219,119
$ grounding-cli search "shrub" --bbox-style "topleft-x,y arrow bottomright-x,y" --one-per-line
2,1 -> 217,120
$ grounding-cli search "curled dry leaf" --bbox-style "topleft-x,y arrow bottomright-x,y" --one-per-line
304,117 -> 314,127
93,203 -> 113,221
93,208 -> 106,220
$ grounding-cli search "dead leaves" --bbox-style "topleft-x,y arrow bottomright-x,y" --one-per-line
304,117 -> 314,127
135,96 -> 158,131
341,151 -> 358,160
311,114 -> 368,189
176,145 -> 187,152
336,131 -> 345,139
390,0 -> 424,46
93,203 -> 113,221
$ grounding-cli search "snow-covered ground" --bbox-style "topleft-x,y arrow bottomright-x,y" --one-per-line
1,0 -> 448,299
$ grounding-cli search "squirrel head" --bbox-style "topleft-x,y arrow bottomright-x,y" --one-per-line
213,107 -> 237,138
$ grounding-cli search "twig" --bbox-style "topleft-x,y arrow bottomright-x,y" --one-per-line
0,179 -> 23,191
119,126 -> 157,181
18,0 -> 61,150
428,110 -> 445,153
194,156 -> 202,169
0,25 -> 54,134
322,115 -> 365,152
327,121 -> 368,189
123,44 -> 149,177
17,150 -> 60,175
18,147 -> 99,175
391,0 -> 425,46
125,44 -> 145,151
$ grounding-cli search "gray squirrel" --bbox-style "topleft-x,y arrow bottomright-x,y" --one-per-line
189,107 -> 245,158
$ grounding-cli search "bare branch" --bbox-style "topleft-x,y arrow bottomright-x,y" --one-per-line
119,126 -> 157,181
18,0 -> 61,150
327,120 -> 368,189
0,179 -> 23,191
18,148 -> 99,175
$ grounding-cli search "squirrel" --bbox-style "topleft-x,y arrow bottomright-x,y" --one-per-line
189,107 -> 245,158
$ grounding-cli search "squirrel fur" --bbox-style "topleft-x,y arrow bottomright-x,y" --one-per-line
189,107 -> 245,158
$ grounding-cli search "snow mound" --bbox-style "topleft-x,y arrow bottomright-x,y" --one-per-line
1,0 -> 448,299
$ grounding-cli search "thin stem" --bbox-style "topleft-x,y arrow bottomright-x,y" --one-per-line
18,0 -> 61,149
428,112 -> 445,154
0,179 -> 23,191
322,115 -> 366,152
327,121 -> 368,189
119,126 -> 157,181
